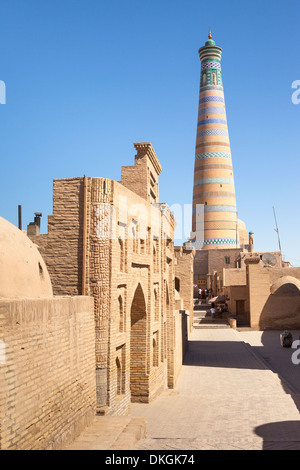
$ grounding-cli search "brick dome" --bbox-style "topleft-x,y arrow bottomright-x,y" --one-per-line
0,216 -> 53,298
271,276 -> 300,295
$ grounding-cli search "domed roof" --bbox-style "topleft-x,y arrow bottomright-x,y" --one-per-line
205,38 -> 216,46
271,276 -> 300,295
0,216 -> 53,298
237,219 -> 246,230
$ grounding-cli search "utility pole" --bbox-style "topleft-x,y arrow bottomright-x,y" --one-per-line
18,205 -> 22,230
272,206 -> 282,258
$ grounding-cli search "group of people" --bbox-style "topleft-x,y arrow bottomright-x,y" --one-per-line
198,288 -> 212,300
210,302 -> 228,320
197,287 -> 229,320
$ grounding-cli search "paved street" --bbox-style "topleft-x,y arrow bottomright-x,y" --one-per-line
131,327 -> 300,450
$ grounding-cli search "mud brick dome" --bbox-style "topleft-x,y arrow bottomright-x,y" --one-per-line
0,216 -> 53,298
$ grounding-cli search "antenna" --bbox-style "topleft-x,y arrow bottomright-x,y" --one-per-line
272,206 -> 282,257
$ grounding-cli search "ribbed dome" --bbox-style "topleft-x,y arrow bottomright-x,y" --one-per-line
0,216 -> 53,298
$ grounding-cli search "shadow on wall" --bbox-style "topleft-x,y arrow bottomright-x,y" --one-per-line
254,421 -> 300,450
259,278 -> 300,330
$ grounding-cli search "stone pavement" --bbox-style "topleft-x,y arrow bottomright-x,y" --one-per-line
131,327 -> 300,450
236,329 -> 300,395
64,416 -> 146,450
65,326 -> 300,451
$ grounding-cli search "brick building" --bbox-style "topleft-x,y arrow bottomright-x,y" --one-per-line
29,142 -> 194,416
223,253 -> 300,329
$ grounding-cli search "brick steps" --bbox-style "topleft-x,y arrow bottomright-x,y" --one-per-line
193,307 -> 230,329
194,322 -> 230,329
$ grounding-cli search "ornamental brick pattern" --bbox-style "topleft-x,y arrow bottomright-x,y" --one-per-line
192,34 -> 238,249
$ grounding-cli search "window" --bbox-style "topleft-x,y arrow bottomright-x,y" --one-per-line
225,256 -> 230,265
153,332 -> 159,367
116,345 -> 125,395
119,238 -> 124,272
153,238 -> 159,273
154,287 -> 159,322
116,357 -> 122,395
118,295 -> 124,332
132,224 -> 138,254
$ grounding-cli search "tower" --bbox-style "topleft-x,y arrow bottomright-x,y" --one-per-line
192,32 -> 238,250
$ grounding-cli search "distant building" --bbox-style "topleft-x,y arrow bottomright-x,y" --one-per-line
223,253 -> 300,329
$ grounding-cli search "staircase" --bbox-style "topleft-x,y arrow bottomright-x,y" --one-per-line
193,299 -> 230,329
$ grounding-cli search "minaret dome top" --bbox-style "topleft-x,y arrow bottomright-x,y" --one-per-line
198,31 -> 222,61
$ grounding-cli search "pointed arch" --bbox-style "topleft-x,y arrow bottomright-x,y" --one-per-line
116,356 -> 122,395
130,283 -> 147,401
118,295 -> 124,332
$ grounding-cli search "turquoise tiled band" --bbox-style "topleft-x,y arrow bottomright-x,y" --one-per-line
197,128 -> 228,138
192,205 -> 236,214
195,152 -> 231,160
194,177 -> 234,186
198,106 -> 226,116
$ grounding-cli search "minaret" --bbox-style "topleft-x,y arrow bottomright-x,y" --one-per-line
192,32 -> 238,249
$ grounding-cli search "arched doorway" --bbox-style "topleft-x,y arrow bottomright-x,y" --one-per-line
130,283 -> 147,402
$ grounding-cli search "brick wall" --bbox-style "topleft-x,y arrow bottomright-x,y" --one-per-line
223,268 -> 246,287
0,296 -> 96,450
207,248 -> 241,275
193,248 -> 241,292
246,259 -> 270,328
30,178 -> 84,297
120,143 -> 162,204
175,247 -> 195,333
268,267 -> 300,284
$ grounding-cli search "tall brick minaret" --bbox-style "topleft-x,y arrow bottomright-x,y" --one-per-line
192,32 -> 238,250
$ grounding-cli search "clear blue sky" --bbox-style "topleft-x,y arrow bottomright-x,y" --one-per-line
0,0 -> 299,264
